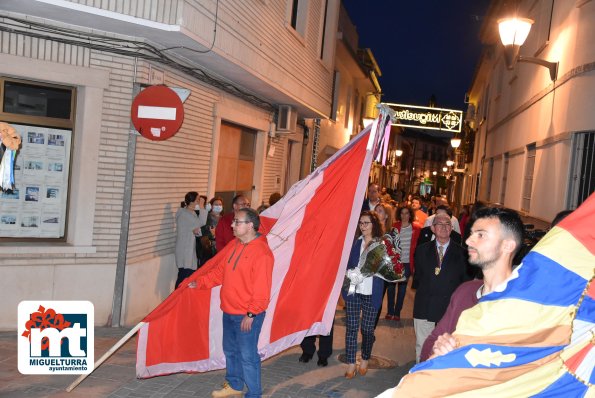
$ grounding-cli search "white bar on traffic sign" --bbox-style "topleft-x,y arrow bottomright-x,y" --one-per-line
138,105 -> 177,120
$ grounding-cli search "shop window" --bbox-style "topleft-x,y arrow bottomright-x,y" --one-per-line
0,77 -> 75,240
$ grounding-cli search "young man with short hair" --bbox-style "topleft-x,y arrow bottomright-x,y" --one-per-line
421,207 -> 524,361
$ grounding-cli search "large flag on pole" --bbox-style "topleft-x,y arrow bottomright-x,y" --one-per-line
388,193 -> 595,397
136,107 -> 395,377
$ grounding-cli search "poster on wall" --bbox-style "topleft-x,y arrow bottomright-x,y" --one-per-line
0,124 -> 71,238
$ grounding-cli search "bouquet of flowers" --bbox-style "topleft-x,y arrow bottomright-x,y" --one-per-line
344,235 -> 406,295
382,229 -> 405,281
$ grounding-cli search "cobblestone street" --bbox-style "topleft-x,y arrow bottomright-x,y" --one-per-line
0,286 -> 416,398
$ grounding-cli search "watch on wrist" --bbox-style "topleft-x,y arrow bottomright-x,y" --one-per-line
246,312 -> 255,318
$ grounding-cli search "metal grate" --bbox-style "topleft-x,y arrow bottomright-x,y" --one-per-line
522,144 -> 536,212
569,131 -> 595,208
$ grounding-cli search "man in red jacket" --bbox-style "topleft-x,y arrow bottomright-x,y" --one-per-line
215,195 -> 251,251
190,207 -> 273,398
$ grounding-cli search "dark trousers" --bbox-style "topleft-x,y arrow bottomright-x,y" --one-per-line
385,263 -> 411,317
300,323 -> 334,360
345,294 -> 376,363
175,268 -> 195,289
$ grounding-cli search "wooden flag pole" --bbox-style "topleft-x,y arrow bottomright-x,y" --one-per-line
66,321 -> 145,392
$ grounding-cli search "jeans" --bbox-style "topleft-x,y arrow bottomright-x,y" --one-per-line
175,268 -> 195,289
222,312 -> 265,398
386,263 -> 410,317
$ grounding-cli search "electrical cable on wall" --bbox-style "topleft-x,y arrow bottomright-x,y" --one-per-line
0,14 -> 275,112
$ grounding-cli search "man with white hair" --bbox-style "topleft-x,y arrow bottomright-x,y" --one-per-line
412,213 -> 469,363
424,197 -> 460,233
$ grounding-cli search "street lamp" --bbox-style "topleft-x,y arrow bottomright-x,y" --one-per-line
450,134 -> 461,148
446,160 -> 455,167
396,149 -> 403,157
498,17 -> 558,81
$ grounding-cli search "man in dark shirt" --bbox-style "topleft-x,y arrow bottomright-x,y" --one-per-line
422,207 -> 524,361
361,183 -> 381,211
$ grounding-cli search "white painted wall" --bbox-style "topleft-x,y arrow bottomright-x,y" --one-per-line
465,0 -> 595,221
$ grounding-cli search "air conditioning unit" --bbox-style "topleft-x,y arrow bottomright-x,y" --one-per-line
277,105 -> 297,132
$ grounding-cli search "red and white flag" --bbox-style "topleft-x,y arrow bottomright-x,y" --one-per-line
136,110 -> 393,377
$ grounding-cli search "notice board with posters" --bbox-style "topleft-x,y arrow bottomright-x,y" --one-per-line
0,124 -> 71,238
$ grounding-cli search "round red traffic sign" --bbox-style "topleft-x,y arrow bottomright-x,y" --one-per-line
131,85 -> 184,141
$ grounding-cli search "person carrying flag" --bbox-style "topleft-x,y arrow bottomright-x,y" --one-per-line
189,207 -> 273,398
421,207 -> 524,361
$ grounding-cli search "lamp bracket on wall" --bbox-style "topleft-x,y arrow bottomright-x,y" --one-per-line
517,56 -> 558,81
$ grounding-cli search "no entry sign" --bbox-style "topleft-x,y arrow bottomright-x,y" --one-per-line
131,85 -> 184,141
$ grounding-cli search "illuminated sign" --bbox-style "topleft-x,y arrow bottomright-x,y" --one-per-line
384,103 -> 463,132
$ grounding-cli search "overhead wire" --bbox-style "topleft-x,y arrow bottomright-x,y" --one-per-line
0,14 -> 275,112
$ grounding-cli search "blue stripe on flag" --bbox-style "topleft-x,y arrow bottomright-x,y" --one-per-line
576,295 -> 595,324
480,252 -> 586,307
530,372 -> 588,397
412,344 -> 564,372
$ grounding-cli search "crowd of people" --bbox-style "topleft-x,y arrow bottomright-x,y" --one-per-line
172,183 -> 571,397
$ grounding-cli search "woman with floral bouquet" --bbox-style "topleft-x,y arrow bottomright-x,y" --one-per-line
342,211 -> 405,379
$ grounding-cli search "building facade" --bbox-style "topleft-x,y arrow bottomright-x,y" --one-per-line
462,0 -> 595,223
301,4 -> 381,177
0,0 -> 341,328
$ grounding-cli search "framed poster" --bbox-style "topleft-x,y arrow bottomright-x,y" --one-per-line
0,124 -> 71,238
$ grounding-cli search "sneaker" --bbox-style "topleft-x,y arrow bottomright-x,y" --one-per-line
384,314 -> 394,320
393,315 -> 401,321
212,381 -> 243,397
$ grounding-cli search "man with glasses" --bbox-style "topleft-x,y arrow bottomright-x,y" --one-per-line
361,183 -> 381,211
216,194 -> 251,251
417,205 -> 463,246
412,213 -> 469,363
189,207 -> 273,397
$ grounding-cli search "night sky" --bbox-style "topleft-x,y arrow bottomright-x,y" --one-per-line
342,0 -> 491,111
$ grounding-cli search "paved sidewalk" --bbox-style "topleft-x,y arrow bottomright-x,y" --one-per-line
1,286 -> 416,398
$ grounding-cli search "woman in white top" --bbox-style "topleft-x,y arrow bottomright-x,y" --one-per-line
341,211 -> 386,379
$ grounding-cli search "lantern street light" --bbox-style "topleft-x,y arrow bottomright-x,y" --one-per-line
450,135 -> 461,148
498,17 -> 558,81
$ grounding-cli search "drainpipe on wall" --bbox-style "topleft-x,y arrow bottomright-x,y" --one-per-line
299,122 -> 309,180
310,118 -> 321,173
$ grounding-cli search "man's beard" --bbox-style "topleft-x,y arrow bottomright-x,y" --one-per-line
468,249 -> 500,270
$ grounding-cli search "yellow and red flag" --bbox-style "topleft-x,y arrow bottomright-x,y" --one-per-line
392,194 -> 595,397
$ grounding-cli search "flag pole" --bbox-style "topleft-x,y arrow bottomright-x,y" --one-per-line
66,321 -> 145,392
